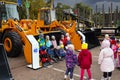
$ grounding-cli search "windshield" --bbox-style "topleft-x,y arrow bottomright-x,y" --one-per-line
5,4 -> 19,20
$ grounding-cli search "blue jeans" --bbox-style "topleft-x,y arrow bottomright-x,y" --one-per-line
65,67 -> 74,79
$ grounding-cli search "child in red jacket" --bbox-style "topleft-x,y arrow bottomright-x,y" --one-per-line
40,46 -> 50,67
78,43 -> 92,80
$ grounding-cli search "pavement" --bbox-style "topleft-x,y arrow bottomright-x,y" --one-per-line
8,46 -> 120,80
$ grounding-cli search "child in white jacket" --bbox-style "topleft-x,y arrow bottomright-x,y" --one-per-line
98,40 -> 114,80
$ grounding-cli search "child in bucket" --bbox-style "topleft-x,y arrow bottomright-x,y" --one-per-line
47,45 -> 58,63
39,46 -> 51,67
57,41 -> 66,60
78,43 -> 92,80
64,44 -> 78,80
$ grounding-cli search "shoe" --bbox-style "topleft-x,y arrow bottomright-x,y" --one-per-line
104,78 -> 108,80
70,78 -> 74,80
64,75 -> 67,80
101,78 -> 108,80
101,77 -> 103,80
117,67 -> 120,70
108,77 -> 111,80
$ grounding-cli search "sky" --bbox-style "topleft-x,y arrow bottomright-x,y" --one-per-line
54,0 -> 120,12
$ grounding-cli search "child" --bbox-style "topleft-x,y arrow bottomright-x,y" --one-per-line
51,35 -> 60,60
78,43 -> 92,80
39,46 -> 50,67
64,44 -> 78,80
98,40 -> 114,80
66,36 -> 72,45
38,33 -> 45,50
117,39 -> 120,70
47,45 -> 58,63
45,35 -> 52,50
101,34 -> 111,49
60,34 -> 66,46
57,41 -> 66,60
111,39 -> 118,67
64,33 -> 70,46
51,35 -> 58,49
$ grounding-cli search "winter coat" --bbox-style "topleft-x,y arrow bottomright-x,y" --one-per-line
111,44 -> 118,59
65,49 -> 78,68
51,40 -> 57,49
60,39 -> 67,46
117,43 -> 120,55
58,48 -> 66,57
78,49 -> 92,69
40,50 -> 48,63
38,38 -> 45,50
45,40 -> 52,49
98,40 -> 114,72
66,40 -> 72,45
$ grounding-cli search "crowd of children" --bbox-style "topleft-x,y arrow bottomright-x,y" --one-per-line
38,33 -> 70,67
38,32 -> 120,80
99,34 -> 120,80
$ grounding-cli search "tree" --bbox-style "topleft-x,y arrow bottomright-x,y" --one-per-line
29,0 -> 46,19
73,2 -> 93,19
55,2 -> 71,21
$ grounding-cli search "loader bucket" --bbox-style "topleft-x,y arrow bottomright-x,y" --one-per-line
83,31 -> 100,49
0,44 -> 13,80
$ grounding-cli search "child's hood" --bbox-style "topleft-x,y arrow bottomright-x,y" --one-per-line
81,49 -> 89,56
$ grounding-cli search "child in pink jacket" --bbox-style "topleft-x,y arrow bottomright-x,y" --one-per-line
117,39 -> 120,70
111,40 -> 118,67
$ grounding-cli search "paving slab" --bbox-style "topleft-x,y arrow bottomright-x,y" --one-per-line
8,46 -> 120,80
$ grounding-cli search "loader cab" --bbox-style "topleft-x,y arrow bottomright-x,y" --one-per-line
0,2 -> 6,27
40,8 -> 56,25
0,1 -> 19,27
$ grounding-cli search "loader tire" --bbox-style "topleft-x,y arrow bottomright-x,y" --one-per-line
3,31 -> 23,57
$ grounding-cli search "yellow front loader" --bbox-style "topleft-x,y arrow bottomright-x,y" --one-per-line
0,1 -> 39,64
0,1 -> 82,68
0,1 -> 62,65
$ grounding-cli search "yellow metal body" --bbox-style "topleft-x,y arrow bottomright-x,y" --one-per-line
1,19 -> 34,64
0,1 -> 82,66
58,21 -> 82,50
37,8 -> 82,50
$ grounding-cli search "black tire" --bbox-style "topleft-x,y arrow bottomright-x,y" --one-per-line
3,31 -> 23,57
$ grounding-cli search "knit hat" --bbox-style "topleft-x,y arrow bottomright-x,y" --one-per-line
81,43 -> 88,49
51,35 -> 55,40
60,44 -> 64,48
67,44 -> 74,50
41,46 -> 46,50
39,33 -> 44,38
105,34 -> 109,38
